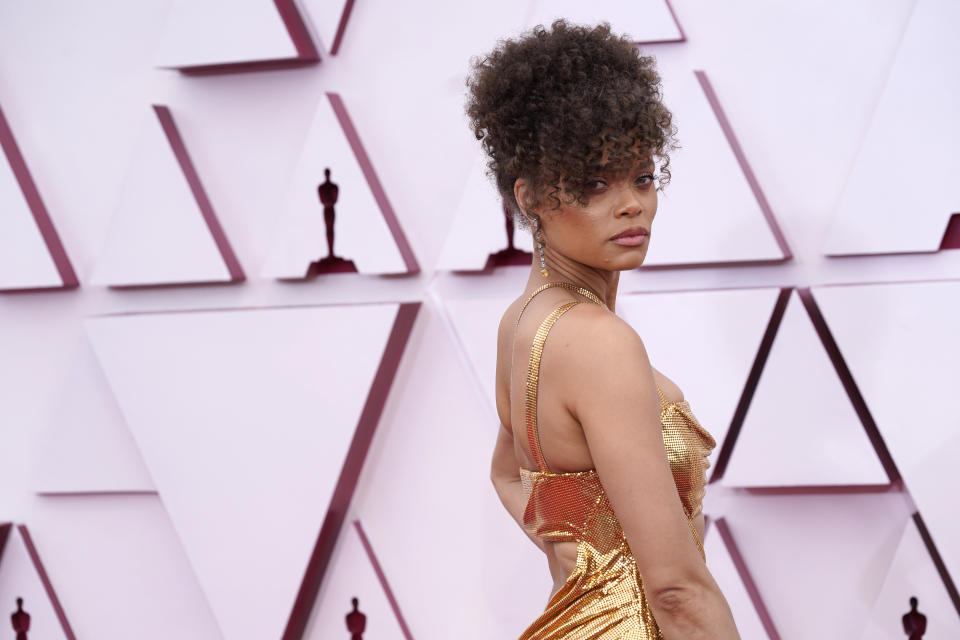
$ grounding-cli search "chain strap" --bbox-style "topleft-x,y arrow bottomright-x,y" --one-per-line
515,281 -> 606,328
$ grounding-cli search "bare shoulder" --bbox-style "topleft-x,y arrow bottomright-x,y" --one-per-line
541,303 -> 660,422
551,304 -> 683,402
546,303 -> 650,371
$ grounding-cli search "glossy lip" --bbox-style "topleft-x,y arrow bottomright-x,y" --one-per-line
609,226 -> 650,240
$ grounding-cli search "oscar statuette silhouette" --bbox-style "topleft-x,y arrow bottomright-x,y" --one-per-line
485,201 -> 533,269
308,167 -> 357,276
10,598 -> 30,640
345,597 -> 366,640
902,596 -> 927,639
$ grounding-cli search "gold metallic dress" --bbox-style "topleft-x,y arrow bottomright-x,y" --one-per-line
514,283 -> 717,639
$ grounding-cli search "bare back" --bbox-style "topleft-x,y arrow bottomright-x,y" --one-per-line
494,287 -> 704,594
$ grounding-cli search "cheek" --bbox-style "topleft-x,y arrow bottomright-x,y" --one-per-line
561,216 -> 602,245
547,204 -> 609,248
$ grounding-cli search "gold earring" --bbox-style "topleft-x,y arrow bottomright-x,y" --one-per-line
535,217 -> 548,278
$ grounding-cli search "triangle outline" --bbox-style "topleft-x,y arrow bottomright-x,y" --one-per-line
156,0 -> 320,74
714,287 -> 896,487
0,104 -> 78,291
0,523 -> 77,639
91,104 -> 245,288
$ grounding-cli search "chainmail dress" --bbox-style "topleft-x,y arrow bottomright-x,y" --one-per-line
513,282 -> 717,639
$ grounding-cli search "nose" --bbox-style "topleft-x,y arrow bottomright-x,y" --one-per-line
614,184 -> 644,218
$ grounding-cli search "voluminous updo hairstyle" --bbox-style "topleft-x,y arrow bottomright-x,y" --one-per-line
465,19 -> 678,229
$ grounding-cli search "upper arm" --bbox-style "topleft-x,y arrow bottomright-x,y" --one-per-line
494,309 -> 513,432
491,309 -> 519,481
490,420 -> 519,483
558,309 -> 708,592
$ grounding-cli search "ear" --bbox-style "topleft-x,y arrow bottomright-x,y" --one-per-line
513,178 -> 535,227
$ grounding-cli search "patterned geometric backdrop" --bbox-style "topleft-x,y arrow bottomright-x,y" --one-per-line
1,0 -> 958,639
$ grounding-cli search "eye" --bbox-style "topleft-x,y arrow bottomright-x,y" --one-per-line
588,179 -> 608,191
635,173 -> 657,187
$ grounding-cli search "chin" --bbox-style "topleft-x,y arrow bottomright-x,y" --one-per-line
615,251 -> 647,270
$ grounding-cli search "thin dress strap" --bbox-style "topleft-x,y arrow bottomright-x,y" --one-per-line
655,384 -> 669,412
513,281 -> 606,473
524,301 -> 582,472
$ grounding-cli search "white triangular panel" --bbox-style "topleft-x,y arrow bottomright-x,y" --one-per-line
0,136 -> 61,289
860,517 -> 960,639
723,290 -> 888,486
261,93 -> 410,277
618,288 -> 781,472
85,304 -> 400,640
155,0 -> 297,68
525,0 -> 682,42
33,337 -> 155,493
0,526 -> 71,640
28,496 -> 224,640
813,281 -> 960,583
306,523 -> 406,640
436,155 -> 516,271
726,493 -> 906,639
441,293 -> 512,407
703,520 -> 772,640
823,0 -> 960,255
91,108 -> 231,286
642,69 -> 784,266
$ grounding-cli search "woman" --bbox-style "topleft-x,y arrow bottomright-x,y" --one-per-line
466,20 -> 742,639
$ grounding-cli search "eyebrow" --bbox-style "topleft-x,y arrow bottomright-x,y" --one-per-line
585,160 -> 656,182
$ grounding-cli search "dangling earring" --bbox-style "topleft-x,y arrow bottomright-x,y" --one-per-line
535,217 -> 548,278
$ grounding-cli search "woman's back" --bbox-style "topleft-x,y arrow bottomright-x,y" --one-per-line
495,282 -> 717,639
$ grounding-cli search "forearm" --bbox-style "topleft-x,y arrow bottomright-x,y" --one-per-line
492,474 -> 546,552
650,581 -> 741,640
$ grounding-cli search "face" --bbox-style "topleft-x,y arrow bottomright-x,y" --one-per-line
522,160 -> 659,272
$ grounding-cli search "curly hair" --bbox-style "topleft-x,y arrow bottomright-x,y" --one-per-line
465,19 -> 678,229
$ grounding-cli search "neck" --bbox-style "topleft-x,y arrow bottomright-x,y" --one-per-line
527,243 -> 619,311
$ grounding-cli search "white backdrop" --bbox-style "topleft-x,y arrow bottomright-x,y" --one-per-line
1,0 -> 958,638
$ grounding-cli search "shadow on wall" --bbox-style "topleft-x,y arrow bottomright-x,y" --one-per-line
484,202 -> 533,271
10,597 -> 30,640
308,167 -> 358,276
345,597 -> 365,640
903,596 -> 927,639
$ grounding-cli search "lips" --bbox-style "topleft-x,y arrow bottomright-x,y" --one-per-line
609,227 -> 649,240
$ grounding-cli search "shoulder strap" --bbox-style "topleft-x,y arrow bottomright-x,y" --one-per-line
656,384 -> 669,412
525,301 -> 581,472
515,281 -> 605,328
687,517 -> 706,562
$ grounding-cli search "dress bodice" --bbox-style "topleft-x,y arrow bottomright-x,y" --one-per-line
519,395 -> 716,553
